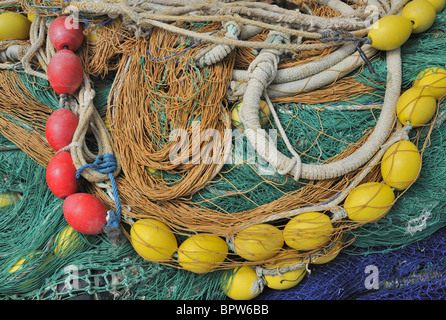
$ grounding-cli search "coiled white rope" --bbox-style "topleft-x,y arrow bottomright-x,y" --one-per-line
239,40 -> 401,181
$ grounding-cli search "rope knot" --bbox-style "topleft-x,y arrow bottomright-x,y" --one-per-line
76,153 -> 123,245
319,30 -> 375,76
106,209 -> 120,229
319,30 -> 360,43
76,153 -> 118,179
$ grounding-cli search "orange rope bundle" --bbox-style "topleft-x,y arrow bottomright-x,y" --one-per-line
106,23 -> 234,202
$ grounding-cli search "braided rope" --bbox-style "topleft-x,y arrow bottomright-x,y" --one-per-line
70,74 -> 121,183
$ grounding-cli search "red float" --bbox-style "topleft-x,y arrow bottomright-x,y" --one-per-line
49,16 -> 84,51
46,151 -> 79,199
45,108 -> 79,151
47,50 -> 84,95
63,193 -> 108,235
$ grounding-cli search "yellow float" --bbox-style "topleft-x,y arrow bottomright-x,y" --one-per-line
86,27 -> 99,44
0,193 -> 19,207
103,117 -> 111,132
146,166 -> 162,179
234,223 -> 283,261
8,252 -> 41,274
177,233 -> 228,273
130,218 -> 178,261
85,18 -> 122,44
53,225 -> 83,258
368,15 -> 413,51
396,86 -> 437,127
263,259 -> 306,290
231,100 -> 271,130
86,19 -> 123,44
344,182 -> 395,222
381,140 -> 422,190
283,212 -> 334,251
412,67 -> 446,99
401,0 -> 437,34
221,265 -> 261,300
8,251 -> 51,283
311,240 -> 343,265
0,12 -> 31,41
426,0 -> 445,13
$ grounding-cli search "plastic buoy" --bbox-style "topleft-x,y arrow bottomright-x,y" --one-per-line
146,166 -> 162,178
381,140 -> 422,190
49,16 -> 84,51
53,225 -> 83,258
311,240 -> 343,265
412,66 -> 446,99
130,218 -> 178,261
0,193 -> 19,207
283,212 -> 334,251
344,182 -> 395,222
401,0 -> 437,34
8,251 -> 48,274
426,0 -> 445,12
85,18 -> 123,44
0,12 -> 31,41
368,15 -> 413,51
221,266 -> 261,300
45,108 -> 79,151
86,27 -> 99,44
234,223 -> 283,261
396,86 -> 437,126
27,13 -> 35,22
177,233 -> 228,273
45,151 -> 79,199
47,50 -> 84,95
63,193 -> 108,235
231,100 -> 271,130
263,259 -> 306,290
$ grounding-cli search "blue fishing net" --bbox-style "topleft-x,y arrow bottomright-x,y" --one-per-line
258,225 -> 446,300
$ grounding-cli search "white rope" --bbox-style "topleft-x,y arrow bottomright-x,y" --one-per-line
229,44 -> 377,100
20,16 -> 48,81
263,91 -> 302,180
68,0 -> 370,39
232,43 -> 359,84
313,0 -> 357,16
195,21 -> 241,68
240,43 -> 401,181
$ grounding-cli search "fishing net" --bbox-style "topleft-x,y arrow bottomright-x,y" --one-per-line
258,224 -> 446,300
0,0 -> 445,300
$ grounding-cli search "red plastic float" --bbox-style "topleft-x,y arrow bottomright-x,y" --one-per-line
47,50 -> 84,95
49,16 -> 84,51
63,193 -> 108,234
46,151 -> 79,199
46,15 -> 110,236
45,108 -> 79,151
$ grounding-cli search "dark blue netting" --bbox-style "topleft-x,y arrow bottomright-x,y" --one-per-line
257,226 -> 446,300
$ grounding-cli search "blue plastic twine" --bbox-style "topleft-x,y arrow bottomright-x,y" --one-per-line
75,153 -> 121,229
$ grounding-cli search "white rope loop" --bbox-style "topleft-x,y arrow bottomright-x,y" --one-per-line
195,20 -> 241,68
240,26 -> 401,182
